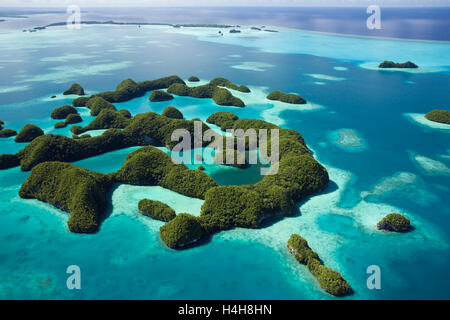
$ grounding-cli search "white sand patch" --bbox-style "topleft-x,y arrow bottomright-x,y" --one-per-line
328,128 -> 366,152
361,171 -> 439,206
231,61 -> 275,72
409,152 -> 450,176
110,184 -> 204,217
306,74 -> 346,81
404,113 -> 450,132
333,66 -> 348,71
360,62 -> 446,73
314,81 -> 326,85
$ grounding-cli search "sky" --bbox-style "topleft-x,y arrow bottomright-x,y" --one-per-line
1,0 -> 450,7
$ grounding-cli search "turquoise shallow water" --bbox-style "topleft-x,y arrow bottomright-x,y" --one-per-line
0,21 -> 449,299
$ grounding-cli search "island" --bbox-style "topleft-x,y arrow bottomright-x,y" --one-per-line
70,109 -> 130,134
160,213 -> 205,248
0,128 -> 17,138
167,82 -> 245,107
51,105 -> 78,119
149,90 -> 174,102
162,106 -> 183,119
267,90 -> 307,104
287,234 -> 352,297
14,124 -> 44,143
63,83 -> 85,96
229,29 -> 241,33
188,76 -> 200,82
377,213 -> 412,232
378,61 -> 418,69
54,113 -> 83,129
138,199 -> 176,222
206,111 -> 239,131
424,109 -> 450,125
0,154 -> 20,170
0,120 -> 3,130
209,77 -> 251,93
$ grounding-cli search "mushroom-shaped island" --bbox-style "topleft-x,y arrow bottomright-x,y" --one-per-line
377,213 -> 412,232
63,83 -> 85,95
424,109 -> 450,125
138,199 -> 176,222
378,61 -> 418,69
14,124 -> 44,142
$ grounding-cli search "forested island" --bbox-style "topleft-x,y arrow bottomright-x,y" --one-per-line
378,61 -> 418,69
424,109 -> 450,125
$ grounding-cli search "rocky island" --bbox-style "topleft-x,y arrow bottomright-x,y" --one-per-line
63,83 -> 85,95
138,199 -> 176,222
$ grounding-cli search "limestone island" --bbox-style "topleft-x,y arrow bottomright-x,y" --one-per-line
377,213 -> 412,232
51,105 -> 78,119
138,199 -> 176,222
378,61 -> 418,69
267,90 -> 307,104
424,109 -> 450,125
14,124 -> 44,143
63,83 -> 85,96
162,106 -> 183,119
188,76 -> 200,82
0,128 -> 17,138
287,234 -> 353,297
149,90 -> 174,102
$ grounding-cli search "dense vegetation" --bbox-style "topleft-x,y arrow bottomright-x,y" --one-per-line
424,109 -> 450,125
287,234 -> 352,297
161,106 -> 183,119
160,213 -> 205,248
149,90 -> 174,102
267,91 -> 306,104
71,109 -> 130,134
19,162 -> 113,233
209,77 -> 251,93
72,97 -> 89,107
206,111 -> 239,130
85,96 -> 117,116
188,76 -> 200,82
113,146 -> 218,199
0,129 -> 17,138
377,213 -> 411,232
65,113 -> 83,125
138,199 -> 176,222
14,124 -> 44,142
167,83 -> 245,107
0,154 -> 20,169
63,83 -> 85,95
51,105 -> 78,119
378,61 -> 418,68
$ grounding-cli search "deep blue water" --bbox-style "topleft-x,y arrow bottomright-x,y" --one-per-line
0,7 -> 449,300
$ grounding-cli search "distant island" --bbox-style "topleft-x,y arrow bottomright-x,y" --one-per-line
267,90 -> 307,104
424,109 -> 450,125
378,61 -> 418,69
